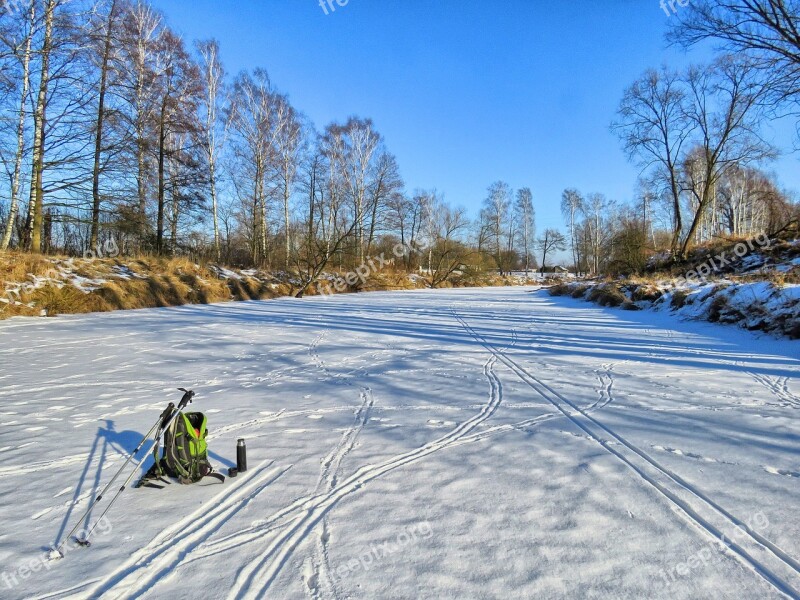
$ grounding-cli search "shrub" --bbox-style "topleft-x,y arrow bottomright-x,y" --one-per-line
587,285 -> 627,307
631,285 -> 663,302
671,290 -> 691,309
548,283 -> 571,297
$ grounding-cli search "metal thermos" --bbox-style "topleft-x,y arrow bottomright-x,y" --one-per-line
237,438 -> 247,472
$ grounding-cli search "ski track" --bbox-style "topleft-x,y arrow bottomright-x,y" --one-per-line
8,292 -> 798,599
0,453 -> 122,479
451,307 -> 800,600
77,460 -> 289,600
747,372 -> 800,410
306,330 -> 376,600
222,325 -> 514,600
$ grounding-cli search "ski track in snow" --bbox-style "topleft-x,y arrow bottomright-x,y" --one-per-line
223,325 -> 515,600
305,331 -> 375,600
3,288 -> 799,599
747,372 -> 800,410
451,307 -> 800,600
76,460 -> 291,600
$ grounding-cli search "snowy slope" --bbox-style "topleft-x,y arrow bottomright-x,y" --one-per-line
0,288 -> 798,599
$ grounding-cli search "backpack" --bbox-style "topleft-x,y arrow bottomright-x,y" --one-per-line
138,411 -> 224,488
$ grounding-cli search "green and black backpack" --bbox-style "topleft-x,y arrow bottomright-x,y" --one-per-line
139,411 -> 225,488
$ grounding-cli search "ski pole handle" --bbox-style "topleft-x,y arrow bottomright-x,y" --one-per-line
177,388 -> 195,409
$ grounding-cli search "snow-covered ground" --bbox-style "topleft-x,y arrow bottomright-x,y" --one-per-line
0,287 -> 798,599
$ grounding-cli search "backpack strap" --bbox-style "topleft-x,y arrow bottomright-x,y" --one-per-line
203,472 -> 226,484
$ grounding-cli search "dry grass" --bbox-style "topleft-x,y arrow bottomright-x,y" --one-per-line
0,252 -> 437,319
587,285 -> 628,308
0,251 -> 54,283
670,290 -> 691,309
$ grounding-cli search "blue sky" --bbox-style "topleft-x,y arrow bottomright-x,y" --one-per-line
151,0 -> 799,233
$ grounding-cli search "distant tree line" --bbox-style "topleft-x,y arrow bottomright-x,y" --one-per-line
2,0 -> 799,284
0,0 -> 553,287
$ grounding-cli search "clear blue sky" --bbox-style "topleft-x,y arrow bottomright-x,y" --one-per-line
151,0 -> 799,234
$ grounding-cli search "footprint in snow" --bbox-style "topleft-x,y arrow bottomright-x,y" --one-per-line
53,486 -> 73,498
651,445 -> 724,464
764,466 -> 800,478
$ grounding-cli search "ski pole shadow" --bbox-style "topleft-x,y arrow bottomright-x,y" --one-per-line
53,420 -> 145,548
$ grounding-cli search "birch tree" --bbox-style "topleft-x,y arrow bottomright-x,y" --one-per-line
514,187 -> 535,274
560,188 -> 583,274
26,0 -> 59,252
196,38 -> 225,259
0,0 -> 35,249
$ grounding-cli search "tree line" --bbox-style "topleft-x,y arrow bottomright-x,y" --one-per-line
601,0 -> 800,270
1,0 -> 799,285
0,0 -> 559,289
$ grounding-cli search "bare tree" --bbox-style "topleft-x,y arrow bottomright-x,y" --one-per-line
481,181 -> 513,274
613,67 -> 694,258
88,0 -> 120,249
152,30 -> 201,253
26,0 -> 59,252
560,188 -> 583,274
388,191 -> 425,270
514,187 -> 535,274
228,69 -> 280,264
293,134 -> 358,297
343,117 -> 379,264
670,1 -> 800,105
536,228 -> 567,275
679,56 -> 774,255
119,0 -> 165,243
271,94 -> 303,270
584,193 -> 613,275
419,195 -> 471,287
0,0 -> 35,249
365,150 -> 403,257
196,38 -> 226,260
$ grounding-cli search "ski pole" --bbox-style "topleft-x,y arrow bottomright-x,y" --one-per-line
52,388 -> 194,558
75,388 -> 195,548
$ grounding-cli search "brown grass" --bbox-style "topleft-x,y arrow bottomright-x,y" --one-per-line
587,285 -> 627,307
670,290 -> 691,309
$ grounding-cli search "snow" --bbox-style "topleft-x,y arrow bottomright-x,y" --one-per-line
0,287 -> 798,599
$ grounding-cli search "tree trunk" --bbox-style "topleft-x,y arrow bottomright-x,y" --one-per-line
156,96 -> 168,253
90,0 -> 117,250
27,0 -> 56,253
284,178 -> 290,270
210,161 -> 220,259
669,176 -> 684,259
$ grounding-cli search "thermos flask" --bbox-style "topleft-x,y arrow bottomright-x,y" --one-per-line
237,438 -> 247,472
